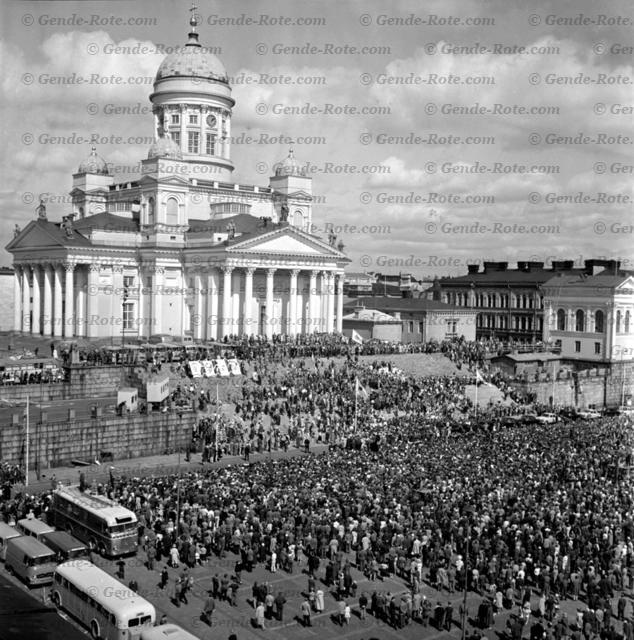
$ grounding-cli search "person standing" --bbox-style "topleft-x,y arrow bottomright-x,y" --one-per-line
275,591 -> 286,621
255,602 -> 266,630
202,593 -> 215,626
301,598 -> 312,627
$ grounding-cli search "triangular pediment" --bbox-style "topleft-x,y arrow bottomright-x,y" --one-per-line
5,220 -> 91,252
616,276 -> 634,291
229,226 -> 346,258
137,174 -> 190,187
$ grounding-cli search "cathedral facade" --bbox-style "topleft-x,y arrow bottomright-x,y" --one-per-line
7,14 -> 349,341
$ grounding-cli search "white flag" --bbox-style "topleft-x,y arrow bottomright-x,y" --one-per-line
355,378 -> 369,400
351,329 -> 364,344
475,369 -> 486,385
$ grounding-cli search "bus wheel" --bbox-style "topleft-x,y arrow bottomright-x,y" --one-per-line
51,591 -> 61,608
90,620 -> 100,639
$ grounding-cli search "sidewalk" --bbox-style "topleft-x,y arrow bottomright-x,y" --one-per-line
19,442 -> 329,496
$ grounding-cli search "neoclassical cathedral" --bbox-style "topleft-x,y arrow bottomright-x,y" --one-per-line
8,13 -> 349,341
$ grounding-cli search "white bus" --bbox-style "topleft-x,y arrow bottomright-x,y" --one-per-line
140,624 -> 201,640
51,486 -> 138,557
52,560 -> 155,640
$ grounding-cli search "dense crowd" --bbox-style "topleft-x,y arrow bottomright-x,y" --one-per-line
3,349 -> 633,636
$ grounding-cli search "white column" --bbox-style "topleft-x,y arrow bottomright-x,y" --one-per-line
13,266 -> 22,332
265,268 -> 276,339
32,266 -> 41,335
180,104 -> 186,154
243,268 -> 254,336
76,267 -> 86,338
308,270 -> 318,335
86,265 -> 99,338
151,268 -> 163,335
43,264 -> 53,336
289,269 -> 299,336
194,271 -> 203,341
327,272 -> 335,333
53,265 -> 63,337
207,269 -> 219,340
336,272 -> 344,333
22,267 -> 31,333
63,262 -> 75,338
221,266 -> 233,338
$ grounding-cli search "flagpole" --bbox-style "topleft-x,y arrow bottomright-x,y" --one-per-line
354,379 -> 358,435
475,374 -> 478,418
25,394 -> 29,487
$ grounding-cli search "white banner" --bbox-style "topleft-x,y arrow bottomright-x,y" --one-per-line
189,361 -> 203,378
202,359 -> 216,377
227,358 -> 241,376
215,358 -> 230,377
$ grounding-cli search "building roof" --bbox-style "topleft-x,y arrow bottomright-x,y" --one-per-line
437,268 -> 583,286
542,270 -> 634,290
342,308 -> 400,323
72,212 -> 139,233
345,296 -> 471,313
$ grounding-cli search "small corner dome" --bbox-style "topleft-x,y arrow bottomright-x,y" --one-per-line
78,147 -> 109,175
275,148 -> 306,177
148,135 -> 183,160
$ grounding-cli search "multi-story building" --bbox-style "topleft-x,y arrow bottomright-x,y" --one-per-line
542,261 -> 634,363
429,260 -> 588,343
6,13 -> 349,341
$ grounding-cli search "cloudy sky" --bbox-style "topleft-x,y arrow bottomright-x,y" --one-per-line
1,0 -> 632,277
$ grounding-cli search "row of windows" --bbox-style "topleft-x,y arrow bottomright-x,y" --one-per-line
555,309 -> 630,333
446,292 -> 542,309
168,131 -> 221,155
55,575 -> 116,624
477,314 -> 544,331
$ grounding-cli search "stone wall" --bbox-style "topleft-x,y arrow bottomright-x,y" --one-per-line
509,360 -> 634,408
0,410 -> 196,469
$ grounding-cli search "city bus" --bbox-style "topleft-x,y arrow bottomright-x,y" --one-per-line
140,623 -> 201,640
0,522 -> 21,561
40,530 -> 88,562
51,486 -> 138,557
52,560 -> 155,640
16,517 -> 55,541
5,536 -> 57,586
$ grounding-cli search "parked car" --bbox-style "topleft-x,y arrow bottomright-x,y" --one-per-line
535,413 -> 559,424
617,406 -> 634,416
577,409 -> 601,420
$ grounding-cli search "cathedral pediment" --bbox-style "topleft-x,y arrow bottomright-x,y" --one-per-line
228,225 -> 346,259
6,220 -> 91,251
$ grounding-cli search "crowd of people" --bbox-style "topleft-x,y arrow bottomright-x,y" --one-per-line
2,345 -> 633,637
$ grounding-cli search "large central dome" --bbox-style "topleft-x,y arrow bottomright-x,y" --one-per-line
155,46 -> 227,83
155,10 -> 227,84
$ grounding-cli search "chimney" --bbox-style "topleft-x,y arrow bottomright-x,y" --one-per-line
552,260 -> 574,271
517,261 -> 529,272
467,264 -> 479,274
585,258 -> 621,275
528,261 -> 544,271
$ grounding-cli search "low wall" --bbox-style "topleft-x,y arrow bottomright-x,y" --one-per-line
0,411 -> 196,469
509,361 -> 633,408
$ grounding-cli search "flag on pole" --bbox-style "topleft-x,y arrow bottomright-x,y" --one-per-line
355,378 -> 369,400
475,369 -> 486,386
351,329 -> 364,345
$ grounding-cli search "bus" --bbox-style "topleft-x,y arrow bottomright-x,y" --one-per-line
5,536 -> 57,586
0,522 -> 21,561
51,486 -> 138,557
140,623 -> 201,640
52,560 -> 155,640
40,530 -> 88,562
16,518 -> 55,541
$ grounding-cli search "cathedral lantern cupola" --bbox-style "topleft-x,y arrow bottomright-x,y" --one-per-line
269,147 -> 313,232
148,4 -> 235,181
71,146 -> 113,218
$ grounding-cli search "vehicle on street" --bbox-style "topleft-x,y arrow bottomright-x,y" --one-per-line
16,518 -> 55,541
51,486 -> 138,557
535,413 -> 559,424
577,409 -> 602,420
52,560 -> 155,640
5,536 -> 57,586
0,523 -> 21,561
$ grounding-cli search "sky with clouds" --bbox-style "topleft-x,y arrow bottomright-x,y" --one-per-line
1,0 -> 632,277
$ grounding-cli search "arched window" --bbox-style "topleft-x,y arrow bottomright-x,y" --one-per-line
556,309 -> 566,331
616,310 -> 622,333
148,197 -> 155,225
594,310 -> 604,333
575,309 -> 585,332
166,197 -> 178,225
626,311 -> 631,333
